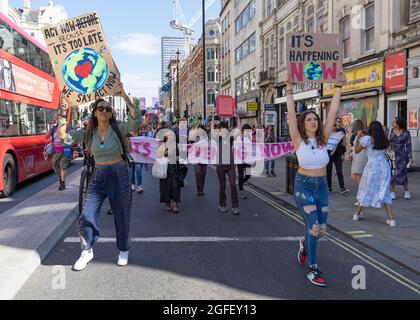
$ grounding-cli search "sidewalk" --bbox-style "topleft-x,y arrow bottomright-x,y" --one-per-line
0,169 -> 81,300
248,158 -> 420,273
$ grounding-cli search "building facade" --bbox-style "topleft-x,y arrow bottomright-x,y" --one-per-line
1,0 -> 68,45
161,36 -> 187,86
221,0 -> 261,125
177,19 -> 222,121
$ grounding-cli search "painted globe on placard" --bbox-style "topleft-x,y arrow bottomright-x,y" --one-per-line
304,62 -> 322,81
62,48 -> 108,94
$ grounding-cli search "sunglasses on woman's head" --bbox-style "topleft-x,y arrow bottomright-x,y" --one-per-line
96,106 -> 112,113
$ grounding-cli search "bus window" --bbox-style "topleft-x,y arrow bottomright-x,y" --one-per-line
0,20 -> 14,54
0,99 -> 19,136
19,103 -> 36,135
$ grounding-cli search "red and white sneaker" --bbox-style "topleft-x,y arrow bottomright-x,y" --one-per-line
307,268 -> 327,287
297,238 -> 307,265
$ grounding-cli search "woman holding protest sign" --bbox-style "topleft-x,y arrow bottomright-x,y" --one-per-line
58,87 -> 142,271
285,72 -> 346,287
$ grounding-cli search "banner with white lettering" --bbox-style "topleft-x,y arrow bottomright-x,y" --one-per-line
42,12 -> 122,105
129,137 -> 295,164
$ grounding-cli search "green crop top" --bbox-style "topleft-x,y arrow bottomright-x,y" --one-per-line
60,110 -> 141,163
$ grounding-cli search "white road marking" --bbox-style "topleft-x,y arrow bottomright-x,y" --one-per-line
64,236 -> 327,243
244,185 -> 420,295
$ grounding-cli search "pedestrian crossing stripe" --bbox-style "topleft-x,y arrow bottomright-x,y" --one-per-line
346,231 -> 373,239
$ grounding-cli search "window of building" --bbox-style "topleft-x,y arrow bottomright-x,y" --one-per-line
316,0 -> 325,32
207,89 -> 217,105
340,17 -> 350,59
207,48 -> 215,60
235,47 -> 242,63
293,16 -> 299,32
242,72 -> 250,94
279,27 -> 285,66
249,33 -> 256,53
306,5 -> 315,32
363,3 -> 375,52
264,38 -> 270,71
207,67 -> 215,82
235,78 -> 242,96
250,69 -> 257,91
266,0 -> 273,19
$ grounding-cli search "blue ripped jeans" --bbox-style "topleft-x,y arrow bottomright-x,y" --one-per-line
294,173 -> 329,268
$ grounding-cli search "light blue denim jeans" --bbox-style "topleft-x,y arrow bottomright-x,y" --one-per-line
294,173 -> 329,268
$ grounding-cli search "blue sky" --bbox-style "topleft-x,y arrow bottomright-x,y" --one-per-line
10,0 -> 221,106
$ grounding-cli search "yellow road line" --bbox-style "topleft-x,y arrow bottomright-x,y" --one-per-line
244,186 -> 420,295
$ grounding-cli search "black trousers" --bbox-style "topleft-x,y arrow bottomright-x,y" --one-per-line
327,154 -> 345,190
237,164 -> 251,191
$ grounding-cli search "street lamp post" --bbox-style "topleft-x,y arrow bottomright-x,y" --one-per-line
176,49 -> 181,120
202,0 -> 206,123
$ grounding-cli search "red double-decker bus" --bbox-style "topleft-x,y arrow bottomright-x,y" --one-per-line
0,12 -> 61,197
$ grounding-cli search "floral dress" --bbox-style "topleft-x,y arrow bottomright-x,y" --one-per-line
357,136 -> 392,208
389,129 -> 412,186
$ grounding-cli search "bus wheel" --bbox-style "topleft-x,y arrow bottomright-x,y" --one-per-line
1,154 -> 17,198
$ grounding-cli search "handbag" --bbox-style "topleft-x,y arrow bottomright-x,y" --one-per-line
152,157 -> 169,179
385,147 -> 398,176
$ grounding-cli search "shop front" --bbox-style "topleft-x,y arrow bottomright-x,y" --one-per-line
322,61 -> 383,131
407,54 -> 420,165
236,89 -> 260,125
384,51 -> 407,126
275,83 -> 321,139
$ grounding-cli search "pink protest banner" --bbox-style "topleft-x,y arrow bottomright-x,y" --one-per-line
287,33 -> 342,84
129,137 -> 158,163
131,137 -> 295,165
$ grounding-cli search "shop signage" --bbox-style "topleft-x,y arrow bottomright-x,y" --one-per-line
265,111 -> 277,126
323,61 -> 383,96
408,56 -> 420,89
280,82 -> 321,97
286,33 -> 342,84
384,51 -> 407,93
409,109 -> 419,130
247,102 -> 259,111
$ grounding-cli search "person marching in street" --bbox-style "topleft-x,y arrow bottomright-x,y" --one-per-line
286,72 -> 346,287
189,123 -> 209,197
130,125 -> 147,194
353,121 -> 396,227
157,129 -> 182,213
389,118 -> 413,200
58,88 -> 142,271
350,120 -> 368,206
264,125 -> 277,177
211,113 -> 241,215
47,102 -> 71,191
327,117 -> 349,194
237,124 -> 253,200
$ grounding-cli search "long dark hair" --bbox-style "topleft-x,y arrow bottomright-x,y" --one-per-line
85,98 -> 117,145
394,117 -> 407,130
368,121 -> 389,150
297,110 -> 326,146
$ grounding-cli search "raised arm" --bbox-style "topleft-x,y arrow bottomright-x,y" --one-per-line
323,73 -> 346,140
284,74 -> 301,149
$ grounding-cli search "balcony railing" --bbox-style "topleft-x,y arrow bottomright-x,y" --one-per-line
258,67 -> 276,86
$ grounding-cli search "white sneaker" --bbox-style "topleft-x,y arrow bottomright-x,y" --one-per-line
354,201 -> 360,206
391,192 -> 396,200
117,251 -> 129,266
73,249 -> 94,271
131,185 -> 136,191
353,214 -> 361,221
137,186 -> 144,193
404,192 -> 411,200
386,220 -> 397,227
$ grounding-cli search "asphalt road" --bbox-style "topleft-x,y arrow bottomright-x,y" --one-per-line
14,165 -> 420,300
0,160 -> 83,215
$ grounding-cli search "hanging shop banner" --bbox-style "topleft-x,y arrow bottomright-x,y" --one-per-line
42,12 -> 122,105
384,51 -> 407,93
286,33 -> 342,84
323,61 -> 383,96
216,95 -> 235,116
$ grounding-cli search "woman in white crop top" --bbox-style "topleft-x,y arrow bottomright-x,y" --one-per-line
285,72 -> 346,288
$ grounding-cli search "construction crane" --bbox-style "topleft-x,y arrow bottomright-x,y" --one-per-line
170,0 -> 216,56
